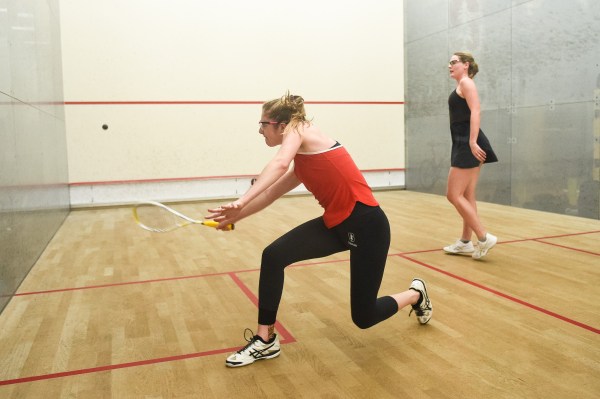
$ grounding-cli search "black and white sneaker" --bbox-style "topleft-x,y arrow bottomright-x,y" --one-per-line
408,278 -> 432,324
225,328 -> 281,367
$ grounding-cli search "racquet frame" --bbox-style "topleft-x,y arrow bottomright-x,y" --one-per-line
133,201 -> 234,232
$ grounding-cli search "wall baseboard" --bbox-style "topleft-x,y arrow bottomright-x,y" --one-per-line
69,170 -> 405,208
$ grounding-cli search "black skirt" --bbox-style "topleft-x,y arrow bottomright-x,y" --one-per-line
450,122 -> 498,168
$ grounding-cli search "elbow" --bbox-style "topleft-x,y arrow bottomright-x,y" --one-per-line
272,158 -> 291,174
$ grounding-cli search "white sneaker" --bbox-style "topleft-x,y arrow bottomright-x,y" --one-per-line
443,240 -> 475,254
408,278 -> 432,324
472,233 -> 497,259
225,329 -> 281,367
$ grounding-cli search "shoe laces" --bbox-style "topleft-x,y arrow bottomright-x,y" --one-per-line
409,303 -> 432,317
408,293 -> 431,317
236,328 -> 259,354
409,307 -> 427,317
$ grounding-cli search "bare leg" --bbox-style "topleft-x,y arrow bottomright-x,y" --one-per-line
460,167 -> 479,240
390,290 -> 421,309
257,324 -> 275,341
447,166 -> 486,240
461,219 -> 473,242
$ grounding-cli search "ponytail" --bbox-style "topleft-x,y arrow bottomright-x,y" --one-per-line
454,51 -> 479,78
262,91 -> 308,128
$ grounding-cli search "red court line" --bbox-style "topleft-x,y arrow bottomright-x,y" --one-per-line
399,229 -> 600,255
228,273 -> 296,344
64,100 -> 404,106
0,272 -> 296,387
14,259 -> 352,297
498,230 -> 600,245
525,230 -> 600,240
4,231 -> 598,385
14,229 -> 599,297
396,254 -> 600,335
66,101 -> 262,105
307,101 -> 404,105
533,239 -> 600,256
14,269 -> 258,296
0,346 -> 237,386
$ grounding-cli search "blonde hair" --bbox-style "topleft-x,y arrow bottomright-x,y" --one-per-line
262,91 -> 308,129
454,51 -> 479,78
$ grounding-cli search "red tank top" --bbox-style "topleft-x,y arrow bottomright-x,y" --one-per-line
293,145 -> 378,228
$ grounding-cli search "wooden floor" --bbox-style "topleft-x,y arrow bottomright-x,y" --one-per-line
0,190 -> 598,398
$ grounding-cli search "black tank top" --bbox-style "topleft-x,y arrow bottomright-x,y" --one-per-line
448,90 -> 471,124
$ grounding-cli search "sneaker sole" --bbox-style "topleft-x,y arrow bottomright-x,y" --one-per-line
444,250 -> 474,255
225,350 -> 280,368
473,249 -> 492,259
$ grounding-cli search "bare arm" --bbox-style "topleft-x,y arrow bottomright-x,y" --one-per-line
207,168 -> 301,228
232,125 -> 302,208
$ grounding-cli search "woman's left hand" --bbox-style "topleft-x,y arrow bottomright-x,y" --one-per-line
206,200 -> 244,229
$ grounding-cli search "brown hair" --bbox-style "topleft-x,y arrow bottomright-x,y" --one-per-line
262,91 -> 308,129
454,51 -> 479,78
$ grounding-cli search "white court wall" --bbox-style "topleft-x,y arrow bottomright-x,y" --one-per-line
59,0 -> 405,206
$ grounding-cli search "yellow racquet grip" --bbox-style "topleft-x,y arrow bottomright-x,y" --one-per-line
203,220 -> 235,231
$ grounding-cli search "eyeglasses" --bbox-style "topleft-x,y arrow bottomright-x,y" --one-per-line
448,60 -> 462,66
259,121 -> 280,127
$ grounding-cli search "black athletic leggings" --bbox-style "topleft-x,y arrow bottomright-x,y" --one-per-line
258,202 -> 398,328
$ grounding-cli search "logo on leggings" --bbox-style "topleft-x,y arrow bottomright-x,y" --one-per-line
348,232 -> 357,247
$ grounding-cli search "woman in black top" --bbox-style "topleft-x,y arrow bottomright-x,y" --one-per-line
444,52 -> 498,260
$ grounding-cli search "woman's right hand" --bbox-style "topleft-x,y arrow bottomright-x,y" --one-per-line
470,142 -> 486,163
206,202 -> 243,230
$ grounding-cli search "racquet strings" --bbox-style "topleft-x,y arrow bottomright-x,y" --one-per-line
136,204 -> 182,232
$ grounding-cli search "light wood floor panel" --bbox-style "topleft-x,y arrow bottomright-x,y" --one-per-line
539,234 -> 599,254
407,240 -> 600,327
1,191 -> 598,398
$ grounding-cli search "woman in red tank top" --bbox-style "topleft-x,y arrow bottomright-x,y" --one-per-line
208,92 -> 432,368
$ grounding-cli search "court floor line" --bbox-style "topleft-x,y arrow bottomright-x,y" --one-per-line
402,230 -> 600,255
8,231 -> 599,345
13,260 -> 347,297
13,268 -> 260,297
533,238 -> 600,256
397,253 -> 600,335
0,271 -> 296,386
0,345 -> 237,386
2,235 -> 598,386
13,229 -> 599,298
228,272 -> 296,344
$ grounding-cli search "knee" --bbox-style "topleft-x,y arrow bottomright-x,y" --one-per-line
353,321 -> 372,330
446,192 -> 457,204
351,313 -> 375,330
447,186 -> 467,204
261,243 -> 287,268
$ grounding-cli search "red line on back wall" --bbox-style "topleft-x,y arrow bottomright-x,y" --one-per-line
64,100 -> 404,185
64,100 -> 405,105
